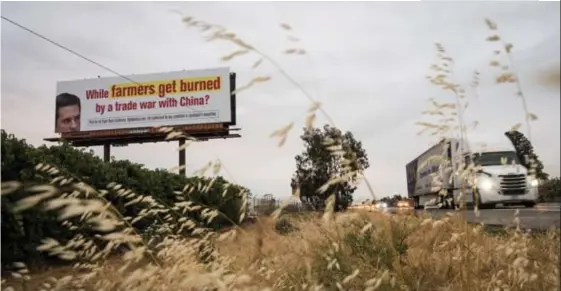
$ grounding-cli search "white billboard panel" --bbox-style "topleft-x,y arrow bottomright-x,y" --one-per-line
54,67 -> 231,133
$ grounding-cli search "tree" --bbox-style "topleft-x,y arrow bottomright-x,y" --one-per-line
391,194 -> 404,205
291,125 -> 369,212
538,177 -> 561,202
380,197 -> 390,204
504,130 -> 549,180
392,194 -> 404,201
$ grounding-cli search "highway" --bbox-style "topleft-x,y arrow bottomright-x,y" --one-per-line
384,204 -> 561,231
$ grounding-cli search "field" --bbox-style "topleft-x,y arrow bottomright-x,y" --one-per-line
3,210 -> 560,291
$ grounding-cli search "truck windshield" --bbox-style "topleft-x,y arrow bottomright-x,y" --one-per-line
473,151 -> 520,166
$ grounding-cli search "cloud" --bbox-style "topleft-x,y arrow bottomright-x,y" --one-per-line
1,2 -> 559,202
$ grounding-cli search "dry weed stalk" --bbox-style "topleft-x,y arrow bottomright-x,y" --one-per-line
418,43 -> 480,213
483,18 -> 543,180
3,177 -> 559,290
2,15 -> 559,291
177,16 -> 379,237
484,18 -> 538,142
412,19 -> 556,291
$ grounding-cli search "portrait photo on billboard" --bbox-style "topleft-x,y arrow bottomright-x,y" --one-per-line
54,67 -> 231,134
55,92 -> 81,133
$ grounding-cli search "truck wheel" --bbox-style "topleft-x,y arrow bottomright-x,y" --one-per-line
523,202 -> 536,208
445,196 -> 455,209
448,201 -> 455,210
414,197 -> 424,210
444,190 -> 455,210
476,193 -> 495,209
479,203 -> 496,209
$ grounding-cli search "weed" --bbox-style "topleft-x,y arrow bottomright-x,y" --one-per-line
1,13 -> 559,291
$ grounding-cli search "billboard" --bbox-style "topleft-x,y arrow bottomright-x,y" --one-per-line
54,67 -> 231,133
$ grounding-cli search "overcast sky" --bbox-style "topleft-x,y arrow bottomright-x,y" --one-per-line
1,2 -> 560,202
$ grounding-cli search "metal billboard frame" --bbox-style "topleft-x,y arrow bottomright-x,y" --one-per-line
44,72 -> 240,176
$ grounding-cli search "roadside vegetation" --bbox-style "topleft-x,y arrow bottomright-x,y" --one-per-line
1,14 -> 560,291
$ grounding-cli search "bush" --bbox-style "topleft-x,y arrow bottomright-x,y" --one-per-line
538,177 -> 561,202
274,217 -> 298,235
0,130 -> 250,269
273,213 -> 559,291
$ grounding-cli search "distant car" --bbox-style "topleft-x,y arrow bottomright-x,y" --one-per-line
375,202 -> 388,209
396,200 -> 411,208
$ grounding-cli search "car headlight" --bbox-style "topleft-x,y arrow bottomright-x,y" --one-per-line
477,177 -> 494,191
530,179 -> 539,187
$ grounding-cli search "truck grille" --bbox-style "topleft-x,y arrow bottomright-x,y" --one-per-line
498,174 -> 527,195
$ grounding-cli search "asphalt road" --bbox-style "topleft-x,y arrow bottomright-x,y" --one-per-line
386,204 -> 560,231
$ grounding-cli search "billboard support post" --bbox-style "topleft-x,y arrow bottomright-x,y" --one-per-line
103,143 -> 110,162
179,139 -> 186,176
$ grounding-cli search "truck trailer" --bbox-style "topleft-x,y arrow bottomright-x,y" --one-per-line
405,138 -> 539,209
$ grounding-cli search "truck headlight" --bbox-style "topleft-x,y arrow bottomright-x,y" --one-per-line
477,178 -> 494,191
530,179 -> 539,187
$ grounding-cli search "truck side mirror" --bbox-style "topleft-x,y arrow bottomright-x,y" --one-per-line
476,169 -> 492,177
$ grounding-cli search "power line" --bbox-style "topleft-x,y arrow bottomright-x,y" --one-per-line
1,15 -> 140,84
0,15 -> 204,116
1,15 -> 233,139
2,15 -> 239,181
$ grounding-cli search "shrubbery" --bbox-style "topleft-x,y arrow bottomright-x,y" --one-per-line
1,130 -> 250,269
539,177 -> 561,202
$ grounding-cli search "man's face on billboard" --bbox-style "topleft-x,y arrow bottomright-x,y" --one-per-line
56,105 -> 81,132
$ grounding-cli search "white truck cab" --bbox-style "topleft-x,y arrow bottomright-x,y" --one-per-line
460,149 -> 539,209
406,138 -> 539,209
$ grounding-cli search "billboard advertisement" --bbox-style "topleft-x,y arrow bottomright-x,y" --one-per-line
54,67 -> 231,133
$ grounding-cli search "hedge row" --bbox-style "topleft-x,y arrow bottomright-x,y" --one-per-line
1,130 -> 250,269
538,177 -> 561,202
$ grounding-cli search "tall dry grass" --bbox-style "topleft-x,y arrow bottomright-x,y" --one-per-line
3,211 -> 559,291
1,15 -> 560,291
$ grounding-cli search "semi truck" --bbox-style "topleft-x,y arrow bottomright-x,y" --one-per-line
405,138 -> 539,209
